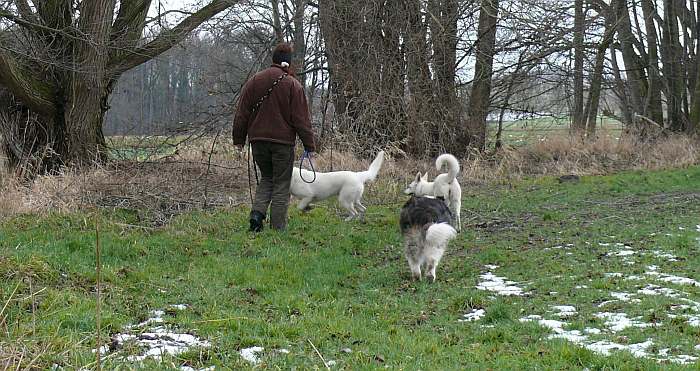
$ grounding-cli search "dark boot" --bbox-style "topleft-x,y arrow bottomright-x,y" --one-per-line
249,210 -> 265,232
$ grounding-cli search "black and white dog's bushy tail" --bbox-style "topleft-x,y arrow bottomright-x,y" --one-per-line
425,222 -> 457,247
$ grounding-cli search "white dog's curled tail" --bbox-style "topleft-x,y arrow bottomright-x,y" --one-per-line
425,223 -> 457,248
358,150 -> 385,183
435,154 -> 460,184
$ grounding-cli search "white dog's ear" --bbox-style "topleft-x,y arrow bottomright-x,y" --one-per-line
414,172 -> 422,182
422,172 -> 428,180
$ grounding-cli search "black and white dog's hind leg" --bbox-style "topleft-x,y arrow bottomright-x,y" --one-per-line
403,227 -> 425,280
422,223 -> 457,282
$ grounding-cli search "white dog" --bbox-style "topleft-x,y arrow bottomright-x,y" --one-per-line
291,151 -> 385,220
403,154 -> 462,231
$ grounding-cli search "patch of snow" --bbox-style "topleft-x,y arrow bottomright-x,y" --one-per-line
575,285 -> 589,289
687,316 -> 700,327
106,307 -> 211,364
610,292 -> 636,302
240,346 -> 265,364
459,308 -> 486,322
91,345 -> 109,354
650,250 -> 679,262
594,312 -> 653,332
522,315 -> 657,359
169,304 -> 189,310
584,328 -> 602,335
326,360 -> 337,366
667,354 -> 698,365
551,305 -> 577,318
123,327 -> 211,362
476,272 -> 525,296
585,339 -> 653,357
605,273 -> 624,278
608,250 -> 635,257
484,264 -> 499,270
654,273 -> 700,287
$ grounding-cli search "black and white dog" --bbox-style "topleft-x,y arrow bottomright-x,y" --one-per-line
399,196 -> 458,282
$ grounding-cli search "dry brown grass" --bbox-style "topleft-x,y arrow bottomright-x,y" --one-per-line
0,134 -> 697,222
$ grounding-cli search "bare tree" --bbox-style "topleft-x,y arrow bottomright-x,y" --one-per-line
465,0 -> 499,150
0,0 -> 235,172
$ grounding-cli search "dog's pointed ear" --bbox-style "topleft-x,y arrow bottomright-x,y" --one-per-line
422,172 -> 428,180
414,172 -> 421,182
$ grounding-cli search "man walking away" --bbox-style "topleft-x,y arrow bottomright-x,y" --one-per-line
233,43 -> 316,232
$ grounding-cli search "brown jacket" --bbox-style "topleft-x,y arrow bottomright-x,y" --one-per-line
232,64 -> 316,151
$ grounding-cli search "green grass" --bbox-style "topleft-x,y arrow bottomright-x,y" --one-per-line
493,116 -> 623,146
2,166 -> 700,369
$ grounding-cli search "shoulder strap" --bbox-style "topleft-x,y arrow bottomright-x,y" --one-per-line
251,72 -> 288,113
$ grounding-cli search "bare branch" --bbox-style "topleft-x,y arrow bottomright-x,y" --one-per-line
108,0 -> 238,76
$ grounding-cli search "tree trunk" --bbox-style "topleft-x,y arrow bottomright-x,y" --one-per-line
614,0 -> 645,119
660,0 -> 687,131
584,33 -> 614,138
640,0 -> 664,125
466,0 -> 499,151
571,0 -> 586,135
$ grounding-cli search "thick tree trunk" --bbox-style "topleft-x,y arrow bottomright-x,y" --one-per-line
615,0 -> 645,119
466,0 -> 499,151
661,0 -> 687,131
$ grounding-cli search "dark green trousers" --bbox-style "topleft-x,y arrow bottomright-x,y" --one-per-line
251,142 -> 295,230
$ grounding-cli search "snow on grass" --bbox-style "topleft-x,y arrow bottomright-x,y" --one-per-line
521,314 -> 678,362
240,346 -> 265,364
551,305 -> 577,318
650,250 -> 679,262
610,292 -> 636,302
594,312 -> 654,332
476,268 -> 525,296
101,305 -> 211,365
604,273 -> 624,278
459,308 -> 486,322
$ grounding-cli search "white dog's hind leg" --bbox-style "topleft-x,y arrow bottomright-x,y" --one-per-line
340,198 -> 359,221
339,187 -> 362,221
297,197 -> 314,211
355,201 -> 367,221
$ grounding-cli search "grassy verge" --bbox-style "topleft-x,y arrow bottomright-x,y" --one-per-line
2,165 -> 700,369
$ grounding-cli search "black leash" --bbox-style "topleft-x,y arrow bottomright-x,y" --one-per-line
298,150 -> 316,183
246,144 -> 259,206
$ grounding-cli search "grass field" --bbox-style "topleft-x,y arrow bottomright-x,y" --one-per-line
493,116 -> 623,147
2,165 -> 700,369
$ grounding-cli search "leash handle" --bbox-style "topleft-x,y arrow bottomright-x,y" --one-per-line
299,150 -> 317,183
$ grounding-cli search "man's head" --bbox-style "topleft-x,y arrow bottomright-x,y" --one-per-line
272,43 -> 293,66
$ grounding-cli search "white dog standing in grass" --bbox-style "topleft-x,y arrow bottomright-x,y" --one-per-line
291,151 -> 385,220
404,154 -> 462,231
